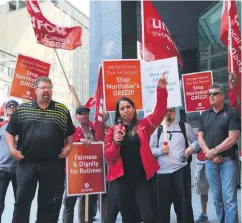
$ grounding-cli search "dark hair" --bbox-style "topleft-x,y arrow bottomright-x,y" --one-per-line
114,97 -> 138,132
209,83 -> 224,94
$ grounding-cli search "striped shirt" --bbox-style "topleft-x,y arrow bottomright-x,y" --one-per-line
6,100 -> 75,161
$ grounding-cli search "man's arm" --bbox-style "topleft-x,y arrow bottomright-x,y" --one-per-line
213,130 -> 240,154
212,108 -> 241,154
5,110 -> 24,160
150,128 -> 163,157
184,123 -> 199,158
198,131 -> 210,153
185,123 -> 199,152
6,132 -> 24,160
69,85 -> 81,107
59,135 -> 74,158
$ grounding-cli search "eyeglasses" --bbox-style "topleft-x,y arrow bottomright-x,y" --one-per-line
167,109 -> 175,112
208,92 -> 221,97
37,86 -> 52,90
77,111 -> 89,115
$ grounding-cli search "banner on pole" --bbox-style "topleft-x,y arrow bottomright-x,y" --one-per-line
10,54 -> 50,100
142,57 -> 181,115
102,60 -> 143,112
26,0 -> 82,50
140,0 -> 183,66
182,71 -> 213,113
66,143 -> 106,196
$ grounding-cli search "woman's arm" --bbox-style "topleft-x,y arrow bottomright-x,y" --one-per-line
104,128 -> 121,163
142,74 -> 168,136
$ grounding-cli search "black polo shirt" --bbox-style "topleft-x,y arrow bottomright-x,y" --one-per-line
198,103 -> 241,158
7,100 -> 75,161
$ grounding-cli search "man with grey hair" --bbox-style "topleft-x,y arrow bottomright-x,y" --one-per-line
6,76 -> 75,223
198,83 -> 240,223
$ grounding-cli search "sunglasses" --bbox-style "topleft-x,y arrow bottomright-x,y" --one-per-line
77,111 -> 89,115
6,105 -> 17,109
208,92 -> 221,97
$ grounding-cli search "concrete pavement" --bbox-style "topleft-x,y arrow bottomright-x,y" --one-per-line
2,185 -> 241,223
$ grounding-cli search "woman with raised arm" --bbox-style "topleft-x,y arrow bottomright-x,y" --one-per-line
104,73 -> 168,223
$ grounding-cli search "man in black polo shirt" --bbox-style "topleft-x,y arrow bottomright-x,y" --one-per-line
6,76 -> 75,223
198,83 -> 240,223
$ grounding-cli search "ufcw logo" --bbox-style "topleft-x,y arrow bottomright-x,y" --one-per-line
147,18 -> 171,34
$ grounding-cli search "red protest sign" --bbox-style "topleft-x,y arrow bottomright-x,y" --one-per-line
182,71 -> 213,113
102,60 -> 143,111
10,54 -> 50,100
66,143 -> 106,196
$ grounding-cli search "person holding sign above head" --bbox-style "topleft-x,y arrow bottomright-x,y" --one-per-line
104,73 -> 168,223
6,76 -> 75,223
150,107 -> 199,223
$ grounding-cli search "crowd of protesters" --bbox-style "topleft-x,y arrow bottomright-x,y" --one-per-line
0,72 -> 240,223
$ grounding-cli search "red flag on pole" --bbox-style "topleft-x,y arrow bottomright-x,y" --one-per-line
140,0 -> 183,66
220,0 -> 241,104
26,0 -> 82,50
94,67 -> 105,141
85,93 -> 96,109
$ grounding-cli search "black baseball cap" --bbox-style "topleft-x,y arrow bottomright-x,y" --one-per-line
76,105 -> 90,114
5,100 -> 19,108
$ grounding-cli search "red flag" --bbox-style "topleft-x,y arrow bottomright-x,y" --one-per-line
220,0 -> 241,103
26,0 -> 82,50
0,102 -> 5,116
94,67 -> 105,141
140,0 -> 183,66
85,93 -> 96,109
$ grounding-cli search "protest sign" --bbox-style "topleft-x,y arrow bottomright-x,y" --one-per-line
10,54 -> 50,100
102,60 -> 143,111
142,57 -> 181,115
182,71 -> 213,113
66,142 -> 105,196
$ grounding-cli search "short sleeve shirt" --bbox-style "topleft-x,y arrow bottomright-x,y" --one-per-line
198,104 -> 240,157
6,100 -> 75,160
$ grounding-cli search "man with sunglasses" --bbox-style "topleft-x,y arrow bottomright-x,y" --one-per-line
198,84 -> 241,223
150,107 -> 199,223
0,100 -> 19,222
63,105 -> 97,223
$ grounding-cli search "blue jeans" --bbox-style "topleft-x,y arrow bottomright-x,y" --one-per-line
205,157 -> 238,223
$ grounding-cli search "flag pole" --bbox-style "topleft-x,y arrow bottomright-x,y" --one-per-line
54,48 -> 70,85
228,0 -> 234,73
141,0 -> 146,60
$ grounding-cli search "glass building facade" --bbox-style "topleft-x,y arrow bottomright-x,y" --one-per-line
89,1 -> 122,96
